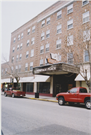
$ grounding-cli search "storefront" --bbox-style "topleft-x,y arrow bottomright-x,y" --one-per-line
33,63 -> 80,97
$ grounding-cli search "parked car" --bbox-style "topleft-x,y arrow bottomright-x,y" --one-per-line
4,87 -> 26,98
56,87 -> 91,109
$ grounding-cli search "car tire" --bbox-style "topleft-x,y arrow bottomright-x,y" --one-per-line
4,93 -> 7,97
85,100 -> 91,109
58,97 -> 65,105
12,93 -> 15,98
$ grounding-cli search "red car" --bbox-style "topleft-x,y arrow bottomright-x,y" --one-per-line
56,87 -> 91,109
4,87 -> 26,98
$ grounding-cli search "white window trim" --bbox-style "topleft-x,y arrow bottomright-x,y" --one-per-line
31,49 -> 34,57
82,0 -> 89,6
67,4 -> 73,14
82,11 -> 89,24
67,19 -> 73,30
56,39 -> 61,49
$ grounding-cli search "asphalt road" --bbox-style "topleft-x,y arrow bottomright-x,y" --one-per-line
1,95 -> 91,135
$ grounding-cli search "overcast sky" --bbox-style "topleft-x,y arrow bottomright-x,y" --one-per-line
1,0 -> 57,63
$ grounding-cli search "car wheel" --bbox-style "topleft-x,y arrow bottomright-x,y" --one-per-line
4,93 -> 7,97
85,100 -> 91,109
12,93 -> 15,98
58,97 -> 65,105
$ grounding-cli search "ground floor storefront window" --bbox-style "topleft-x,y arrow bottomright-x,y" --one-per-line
38,82 -> 50,94
26,83 -> 33,92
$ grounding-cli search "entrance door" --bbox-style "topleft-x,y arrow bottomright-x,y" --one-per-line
55,84 -> 61,95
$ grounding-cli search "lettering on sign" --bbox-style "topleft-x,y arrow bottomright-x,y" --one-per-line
34,66 -> 56,74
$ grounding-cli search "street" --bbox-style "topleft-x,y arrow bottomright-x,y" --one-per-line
1,95 -> 91,135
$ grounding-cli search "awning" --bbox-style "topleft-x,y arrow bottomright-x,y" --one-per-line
1,78 -> 17,83
31,75 -> 50,82
1,78 -> 10,83
75,74 -> 85,81
20,77 -> 34,83
75,73 -> 90,81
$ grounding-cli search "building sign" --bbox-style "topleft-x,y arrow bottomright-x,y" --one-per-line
34,65 -> 56,74
50,53 -> 60,61
47,58 -> 58,64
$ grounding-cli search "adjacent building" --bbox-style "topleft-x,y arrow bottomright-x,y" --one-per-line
1,0 -> 91,96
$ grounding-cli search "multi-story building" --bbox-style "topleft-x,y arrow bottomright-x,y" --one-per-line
1,0 -> 91,96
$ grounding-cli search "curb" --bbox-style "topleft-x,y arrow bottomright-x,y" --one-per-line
26,97 -> 58,103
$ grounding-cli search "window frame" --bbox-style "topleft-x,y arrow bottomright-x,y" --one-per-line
57,10 -> 62,19
67,19 -> 73,30
67,4 -> 73,14
56,39 -> 61,49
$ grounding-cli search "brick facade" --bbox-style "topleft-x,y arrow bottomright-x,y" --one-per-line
1,0 -> 91,80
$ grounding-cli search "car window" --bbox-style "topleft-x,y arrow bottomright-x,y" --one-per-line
80,88 -> 87,93
70,88 -> 77,93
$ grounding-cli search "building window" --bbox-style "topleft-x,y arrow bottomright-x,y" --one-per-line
45,58 -> 47,65
2,69 -> 4,74
26,51 -> 29,58
31,49 -> 34,57
18,35 -> 20,40
27,40 -> 30,46
27,29 -> 30,35
56,39 -> 61,49
11,66 -> 13,73
82,0 -> 89,6
46,30 -> 50,38
30,62 -> 33,70
84,50 -> 89,62
57,24 -> 62,34
13,37 -> 16,43
12,47 -> 15,52
25,63 -> 28,71
19,54 -> 22,60
67,4 -> 73,14
17,45 -> 19,50
20,43 -> 23,49
31,37 -> 35,45
5,68 -> 7,74
12,56 -> 14,63
41,20 -> 45,27
67,19 -> 73,30
40,45 -> 44,54
57,10 -> 62,19
40,59 -> 43,66
16,55 -> 19,61
46,43 -> 49,52
15,66 -> 18,73
83,29 -> 90,42
46,17 -> 50,25
41,32 -> 45,40
68,53 -> 74,64
21,33 -> 23,39
32,26 -> 35,33
83,11 -> 89,23
19,65 -> 21,72
67,35 -> 73,46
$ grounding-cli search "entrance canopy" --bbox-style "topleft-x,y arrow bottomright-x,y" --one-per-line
33,63 -> 80,75
31,75 -> 50,82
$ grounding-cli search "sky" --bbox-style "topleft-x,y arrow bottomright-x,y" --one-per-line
1,0 -> 57,63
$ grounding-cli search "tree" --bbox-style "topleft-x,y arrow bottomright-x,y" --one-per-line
62,24 -> 91,92
1,55 -> 20,88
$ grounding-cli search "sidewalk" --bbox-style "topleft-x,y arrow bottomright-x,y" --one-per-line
1,92 -> 57,103
25,94 -> 57,103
